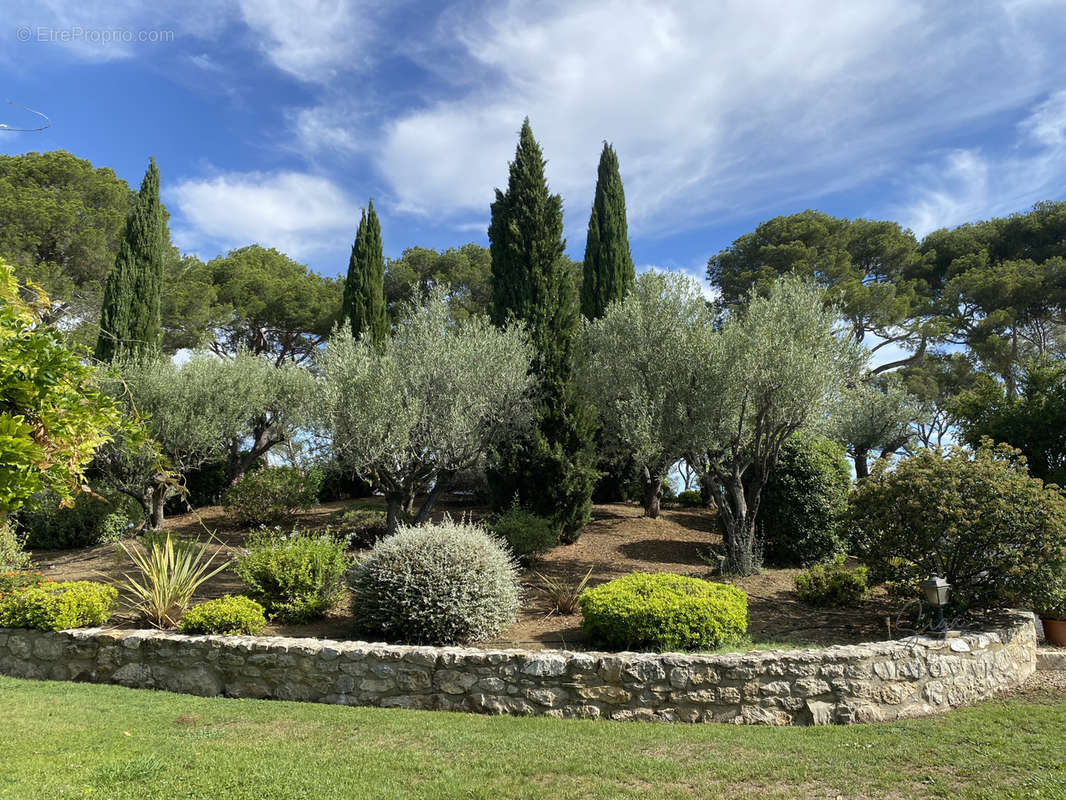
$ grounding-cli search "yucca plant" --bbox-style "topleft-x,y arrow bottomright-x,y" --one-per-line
116,532 -> 231,628
533,567 -> 594,615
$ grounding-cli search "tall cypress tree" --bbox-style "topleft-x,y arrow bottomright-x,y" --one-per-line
95,158 -> 165,362
581,142 -> 635,319
342,199 -> 387,344
488,118 -> 597,541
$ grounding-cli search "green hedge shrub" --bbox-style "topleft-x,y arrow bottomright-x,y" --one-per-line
0,524 -> 31,572
350,518 -> 520,645
18,490 -> 138,549
327,506 -> 388,549
178,595 -> 267,635
848,443 -> 1066,612
793,555 -> 868,607
759,432 -> 851,567
235,530 -> 351,622
578,573 -> 748,651
675,490 -> 704,508
490,506 -> 558,565
223,466 -> 322,527
0,580 -> 116,630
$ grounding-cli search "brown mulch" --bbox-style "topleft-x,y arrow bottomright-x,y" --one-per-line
31,496 -> 901,650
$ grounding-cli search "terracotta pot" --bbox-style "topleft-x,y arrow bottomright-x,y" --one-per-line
1041,616 -> 1066,647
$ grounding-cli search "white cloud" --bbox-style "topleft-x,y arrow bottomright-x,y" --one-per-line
237,0 -> 379,82
371,0 -> 1066,238
895,91 -> 1066,236
168,170 -> 359,260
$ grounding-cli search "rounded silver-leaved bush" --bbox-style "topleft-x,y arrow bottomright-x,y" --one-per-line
350,517 -> 520,646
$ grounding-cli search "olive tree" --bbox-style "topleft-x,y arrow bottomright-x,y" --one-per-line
830,374 -> 925,478
95,352 -> 313,527
579,271 -> 713,517
696,277 -> 865,575
318,289 -> 534,533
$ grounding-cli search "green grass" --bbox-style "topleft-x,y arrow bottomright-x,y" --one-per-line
1,676 -> 1064,799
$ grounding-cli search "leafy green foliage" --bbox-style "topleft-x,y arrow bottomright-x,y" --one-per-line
487,118 -> 598,542
0,525 -> 32,572
384,243 -> 492,323
0,259 -> 122,518
578,573 -> 748,651
759,432 -> 851,566
342,200 -> 388,345
95,158 -> 166,363
116,533 -> 231,628
489,506 -> 558,565
0,570 -> 44,594
582,142 -> 634,320
350,518 -> 520,645
580,271 -> 715,517
793,555 -> 868,607
708,210 -> 930,373
675,490 -> 704,508
951,360 -> 1066,486
326,506 -> 388,549
17,490 -> 137,549
163,245 -> 342,362
0,150 -> 132,342
235,530 -> 351,622
0,580 -> 117,630
223,466 -> 323,527
532,567 -> 593,615
178,595 -> 267,636
319,288 -> 533,532
848,444 -> 1066,612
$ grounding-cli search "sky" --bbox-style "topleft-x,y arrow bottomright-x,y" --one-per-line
2,0 -> 1066,293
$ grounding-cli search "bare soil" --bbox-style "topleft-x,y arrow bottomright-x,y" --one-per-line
31,496 -> 902,650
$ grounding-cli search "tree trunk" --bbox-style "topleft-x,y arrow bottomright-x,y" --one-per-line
413,472 -> 452,526
854,448 -> 870,480
145,483 -> 167,530
640,465 -> 662,519
385,496 -> 404,536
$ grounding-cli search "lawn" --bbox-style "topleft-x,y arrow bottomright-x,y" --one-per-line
1,677 -> 1064,799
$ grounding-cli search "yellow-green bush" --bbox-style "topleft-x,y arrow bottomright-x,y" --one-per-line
793,555 -> 868,607
0,580 -> 116,630
578,572 -> 747,651
178,595 -> 266,635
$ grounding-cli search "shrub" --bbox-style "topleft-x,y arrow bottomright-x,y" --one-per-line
350,517 -> 519,645
327,506 -> 388,549
490,506 -> 558,565
848,443 -> 1066,612
0,523 -> 31,572
165,457 -> 231,514
116,533 -> 231,629
793,555 -> 868,607
0,580 -> 117,630
223,466 -> 323,527
0,570 -> 45,594
578,573 -> 748,651
533,567 -> 593,615
759,432 -> 851,566
675,490 -> 704,508
18,490 -> 138,549
235,530 -> 351,622
178,595 -> 267,635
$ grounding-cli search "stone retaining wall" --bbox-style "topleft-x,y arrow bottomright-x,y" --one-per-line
0,612 -> 1037,725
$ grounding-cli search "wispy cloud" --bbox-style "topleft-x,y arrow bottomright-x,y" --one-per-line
168,170 -> 359,260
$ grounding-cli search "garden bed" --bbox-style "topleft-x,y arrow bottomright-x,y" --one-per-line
30,499 -> 902,650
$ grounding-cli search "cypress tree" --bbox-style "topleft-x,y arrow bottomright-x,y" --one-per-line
95,158 -> 165,362
488,118 -> 597,541
342,199 -> 387,344
581,142 -> 635,319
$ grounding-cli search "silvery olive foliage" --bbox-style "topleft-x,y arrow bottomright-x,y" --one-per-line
317,288 -> 534,531
349,517 -> 521,645
699,277 -> 866,575
579,270 -> 715,517
829,374 -> 926,479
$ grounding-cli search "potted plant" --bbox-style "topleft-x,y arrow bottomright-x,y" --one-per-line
1036,583 -> 1066,647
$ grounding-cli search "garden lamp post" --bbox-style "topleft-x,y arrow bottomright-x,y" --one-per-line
921,575 -> 950,632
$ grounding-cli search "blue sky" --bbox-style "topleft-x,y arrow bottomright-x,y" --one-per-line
3,0 -> 1066,292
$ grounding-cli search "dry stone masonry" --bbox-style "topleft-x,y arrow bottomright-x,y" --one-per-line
0,612 -> 1036,725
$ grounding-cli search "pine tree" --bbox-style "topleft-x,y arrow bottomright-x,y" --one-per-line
95,158 -> 165,363
342,199 -> 387,345
488,119 -> 597,541
581,142 -> 635,319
